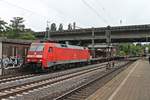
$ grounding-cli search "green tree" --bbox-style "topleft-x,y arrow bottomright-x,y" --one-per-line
10,17 -> 25,32
18,32 -> 36,40
0,17 -> 36,40
118,43 -> 130,55
117,51 -> 126,56
0,18 -> 7,33
117,43 -> 144,56
0,18 -> 9,37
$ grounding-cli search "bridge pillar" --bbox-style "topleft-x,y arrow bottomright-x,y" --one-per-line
106,26 -> 111,69
12,46 -> 15,56
91,28 -> 95,58
0,42 -> 2,75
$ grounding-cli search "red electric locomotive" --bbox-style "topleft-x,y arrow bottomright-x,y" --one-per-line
26,42 -> 90,71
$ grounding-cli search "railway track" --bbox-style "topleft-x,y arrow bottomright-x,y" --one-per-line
0,74 -> 37,84
0,62 -> 108,90
54,61 -> 132,100
0,61 -> 122,85
0,62 -> 108,99
0,61 -> 131,100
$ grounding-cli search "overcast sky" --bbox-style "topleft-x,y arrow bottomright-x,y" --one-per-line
0,0 -> 150,31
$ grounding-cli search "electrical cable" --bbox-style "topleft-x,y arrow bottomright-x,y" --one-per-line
81,0 -> 108,24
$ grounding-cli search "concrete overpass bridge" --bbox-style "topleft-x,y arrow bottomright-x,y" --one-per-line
35,24 -> 150,45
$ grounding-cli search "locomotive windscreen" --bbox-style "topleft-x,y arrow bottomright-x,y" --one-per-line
29,44 -> 44,51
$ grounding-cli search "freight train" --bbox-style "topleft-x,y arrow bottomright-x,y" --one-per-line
26,41 -> 91,72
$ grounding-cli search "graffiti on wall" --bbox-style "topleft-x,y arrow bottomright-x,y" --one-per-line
0,56 -> 24,68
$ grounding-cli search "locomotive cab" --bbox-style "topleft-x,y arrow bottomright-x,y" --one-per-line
26,43 -> 54,71
26,43 -> 45,69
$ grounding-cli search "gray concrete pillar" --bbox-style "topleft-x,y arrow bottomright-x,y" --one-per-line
0,42 -> 2,59
0,42 -> 2,75
15,47 -> 18,57
12,47 -> 15,56
25,48 -> 27,56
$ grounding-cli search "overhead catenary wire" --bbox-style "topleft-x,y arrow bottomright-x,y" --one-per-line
0,0 -> 49,20
90,0 -> 114,25
39,0 -> 88,28
2,0 -> 99,30
81,0 -> 108,24
0,0 -> 95,30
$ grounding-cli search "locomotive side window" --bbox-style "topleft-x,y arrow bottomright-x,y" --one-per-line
61,44 -> 67,48
48,47 -> 53,52
29,45 -> 37,51
36,45 -> 44,51
29,44 -> 44,51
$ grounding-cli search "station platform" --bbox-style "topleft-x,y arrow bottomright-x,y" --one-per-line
87,59 -> 150,100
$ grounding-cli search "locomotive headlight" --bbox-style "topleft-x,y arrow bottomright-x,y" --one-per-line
27,59 -> 30,62
38,59 -> 42,62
